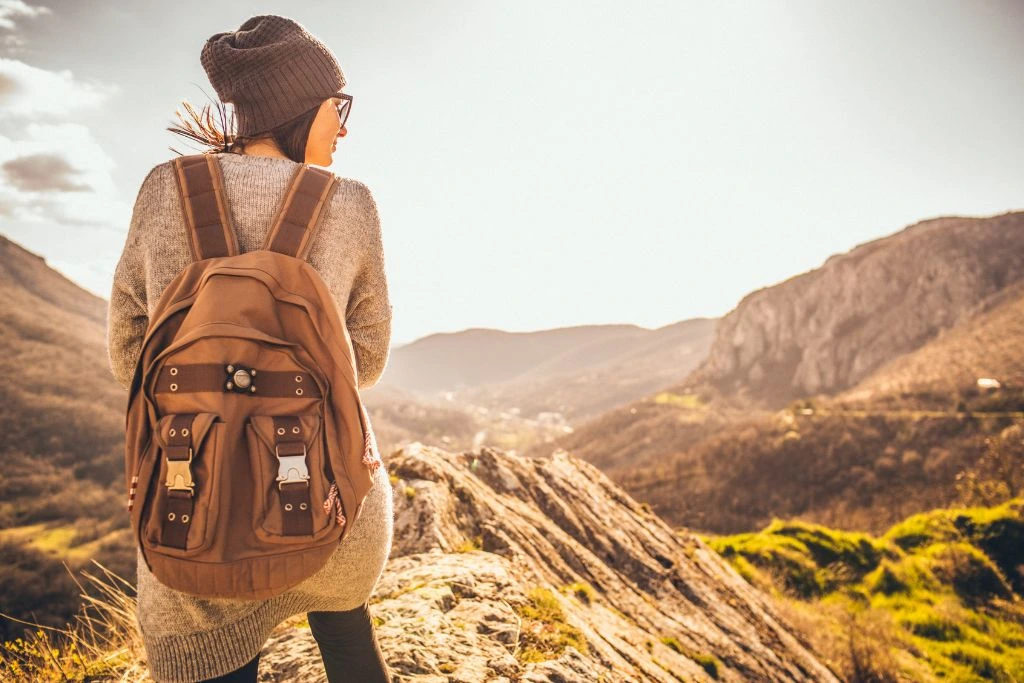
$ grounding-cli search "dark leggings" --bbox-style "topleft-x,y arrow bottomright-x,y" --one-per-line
199,602 -> 391,682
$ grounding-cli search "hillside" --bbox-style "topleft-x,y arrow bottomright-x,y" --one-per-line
708,499 -> 1024,681
839,276 -> 1024,406
689,211 -> 1024,407
0,235 -> 138,636
378,318 -> 717,423
384,325 -> 660,392
533,212 -> 1024,532
635,277 -> 1024,534
546,278 -> 1024,535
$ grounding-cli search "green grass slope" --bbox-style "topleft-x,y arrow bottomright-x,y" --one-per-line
706,499 -> 1024,682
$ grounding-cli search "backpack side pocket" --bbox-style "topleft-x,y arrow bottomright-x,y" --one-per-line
140,412 -> 225,556
245,413 -> 336,544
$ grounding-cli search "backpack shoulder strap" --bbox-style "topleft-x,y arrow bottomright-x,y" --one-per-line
261,164 -> 339,259
171,154 -> 240,260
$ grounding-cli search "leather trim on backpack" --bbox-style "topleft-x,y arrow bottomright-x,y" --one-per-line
262,165 -> 339,259
172,154 -> 240,260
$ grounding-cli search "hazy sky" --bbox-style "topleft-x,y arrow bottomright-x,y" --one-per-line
1,0 -> 1022,346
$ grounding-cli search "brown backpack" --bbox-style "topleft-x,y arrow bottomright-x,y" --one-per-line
123,153 -> 384,600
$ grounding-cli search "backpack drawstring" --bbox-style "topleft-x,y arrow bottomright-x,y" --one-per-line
322,482 -> 346,527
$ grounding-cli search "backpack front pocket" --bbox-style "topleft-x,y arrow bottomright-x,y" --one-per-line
141,412 -> 224,556
245,413 -> 336,543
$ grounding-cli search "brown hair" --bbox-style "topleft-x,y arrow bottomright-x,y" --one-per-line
167,92 -> 318,163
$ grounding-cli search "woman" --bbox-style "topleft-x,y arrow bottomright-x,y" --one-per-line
106,14 -> 394,683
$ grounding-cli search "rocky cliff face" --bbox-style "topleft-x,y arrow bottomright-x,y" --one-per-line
260,444 -> 837,682
690,212 -> 1024,406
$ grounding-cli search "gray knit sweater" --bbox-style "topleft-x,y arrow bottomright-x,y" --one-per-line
106,152 -> 395,682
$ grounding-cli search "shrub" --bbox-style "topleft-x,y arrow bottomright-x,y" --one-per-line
513,587 -> 587,663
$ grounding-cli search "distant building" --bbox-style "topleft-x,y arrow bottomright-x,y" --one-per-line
537,411 -> 567,426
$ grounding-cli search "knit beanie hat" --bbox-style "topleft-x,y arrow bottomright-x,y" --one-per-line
201,15 -> 346,137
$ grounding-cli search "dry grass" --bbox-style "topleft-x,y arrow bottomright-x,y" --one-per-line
773,595 -> 934,683
0,559 -> 148,682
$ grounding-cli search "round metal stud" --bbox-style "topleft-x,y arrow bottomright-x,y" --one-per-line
232,368 -> 252,389
169,367 -> 178,375
295,375 -> 303,382
167,512 -> 176,520
296,388 -> 303,396
181,514 -> 190,523
170,383 -> 178,391
226,364 -> 235,373
284,503 -> 293,511
277,427 -> 286,435
181,428 -> 189,437
299,502 -> 308,510
292,426 -> 300,434
226,381 -> 234,390
169,428 -> 176,437
251,369 -> 257,376
250,386 -> 256,393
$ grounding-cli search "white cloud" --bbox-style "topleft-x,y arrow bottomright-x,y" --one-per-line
0,0 -> 50,31
0,57 -> 118,118
0,124 -> 128,228
0,55 -> 130,301
0,120 -> 129,299
0,56 -> 125,229
2,32 -> 25,49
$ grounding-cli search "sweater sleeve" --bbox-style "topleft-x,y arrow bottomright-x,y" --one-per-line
107,165 -> 160,391
344,182 -> 393,389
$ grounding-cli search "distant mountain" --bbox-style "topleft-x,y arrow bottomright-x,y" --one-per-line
535,211 -> 1024,533
689,211 -> 1024,406
379,318 -> 717,422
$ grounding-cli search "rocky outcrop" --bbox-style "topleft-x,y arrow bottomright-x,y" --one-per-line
262,443 -> 837,682
690,212 -> 1024,406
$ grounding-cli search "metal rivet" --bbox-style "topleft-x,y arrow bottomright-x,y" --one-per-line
251,369 -> 257,376
169,428 -> 176,437
181,428 -> 189,437
181,514 -> 190,523
299,502 -> 308,510
250,386 -> 256,393
232,368 -> 252,389
226,364 -> 234,373
284,503 -> 293,511
170,383 -> 178,391
276,427 -> 285,435
292,426 -> 300,434
169,367 -> 178,375
296,388 -> 303,395
226,381 -> 234,390
167,512 -> 175,520
295,375 -> 303,382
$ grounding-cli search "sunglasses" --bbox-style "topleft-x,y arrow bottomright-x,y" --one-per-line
336,93 -> 353,130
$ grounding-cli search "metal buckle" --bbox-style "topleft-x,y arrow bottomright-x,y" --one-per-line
275,444 -> 310,489
164,448 -> 195,494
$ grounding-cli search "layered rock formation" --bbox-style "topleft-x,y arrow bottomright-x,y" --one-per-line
691,212 -> 1024,406
260,443 -> 837,681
